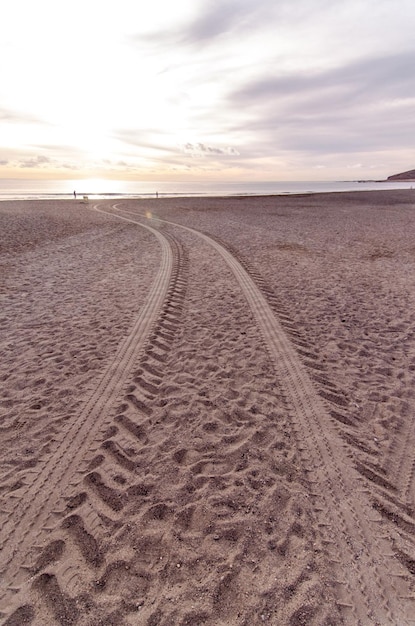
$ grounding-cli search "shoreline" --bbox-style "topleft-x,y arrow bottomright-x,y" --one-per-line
1,180 -> 415,202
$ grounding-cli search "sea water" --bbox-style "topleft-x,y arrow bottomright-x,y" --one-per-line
0,178 -> 414,201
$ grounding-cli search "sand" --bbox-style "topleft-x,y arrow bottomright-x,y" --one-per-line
1,190 -> 415,625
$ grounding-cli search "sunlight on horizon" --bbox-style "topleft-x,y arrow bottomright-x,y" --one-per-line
70,178 -> 130,195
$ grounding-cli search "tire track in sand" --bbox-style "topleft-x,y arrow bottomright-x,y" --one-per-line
112,203 -> 414,626
212,235 -> 415,591
0,206 -> 174,614
2,235 -> 190,626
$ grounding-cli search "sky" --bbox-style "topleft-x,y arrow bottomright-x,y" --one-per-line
1,0 -> 414,183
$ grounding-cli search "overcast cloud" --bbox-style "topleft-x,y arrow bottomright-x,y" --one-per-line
1,0 -> 414,181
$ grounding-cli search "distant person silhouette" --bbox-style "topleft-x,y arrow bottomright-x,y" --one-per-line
74,190 -> 76,199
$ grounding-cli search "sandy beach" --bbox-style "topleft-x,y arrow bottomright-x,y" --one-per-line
1,190 -> 415,625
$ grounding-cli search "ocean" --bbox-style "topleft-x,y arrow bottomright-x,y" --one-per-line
0,178 -> 414,201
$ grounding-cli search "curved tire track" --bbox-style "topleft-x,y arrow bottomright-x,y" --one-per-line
111,203 -> 414,626
219,236 -> 415,590
0,205 -> 174,615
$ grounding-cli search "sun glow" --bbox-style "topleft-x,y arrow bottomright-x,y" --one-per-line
69,178 -> 129,195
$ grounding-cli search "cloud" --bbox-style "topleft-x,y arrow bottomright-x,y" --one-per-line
0,107 -> 45,125
59,162 -> 79,170
18,155 -> 51,168
232,51 -> 415,108
0,108 -> 19,121
181,0 -> 256,43
227,50 -> 415,157
139,0 -> 331,48
113,129 -> 175,153
33,143 -> 86,155
134,0 -> 253,46
113,131 -> 240,167
183,142 -> 240,156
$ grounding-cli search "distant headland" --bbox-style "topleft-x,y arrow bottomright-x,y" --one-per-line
358,169 -> 415,183
386,168 -> 415,181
